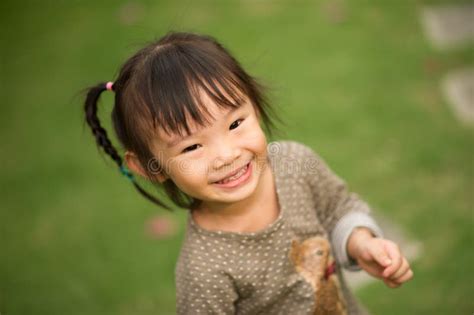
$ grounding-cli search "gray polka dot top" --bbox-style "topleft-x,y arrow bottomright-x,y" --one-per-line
175,141 -> 383,315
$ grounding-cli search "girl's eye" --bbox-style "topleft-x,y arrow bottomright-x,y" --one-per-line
229,119 -> 244,130
182,144 -> 201,153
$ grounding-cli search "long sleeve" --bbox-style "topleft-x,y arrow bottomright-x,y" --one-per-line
298,143 -> 384,270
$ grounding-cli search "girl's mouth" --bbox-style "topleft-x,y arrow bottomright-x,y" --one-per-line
213,162 -> 252,188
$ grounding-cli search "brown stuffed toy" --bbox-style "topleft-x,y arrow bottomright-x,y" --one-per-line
289,236 -> 348,315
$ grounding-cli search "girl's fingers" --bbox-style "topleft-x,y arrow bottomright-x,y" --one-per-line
393,268 -> 414,284
368,240 -> 393,268
383,277 -> 401,288
389,257 -> 410,280
382,242 -> 403,278
360,261 -> 385,278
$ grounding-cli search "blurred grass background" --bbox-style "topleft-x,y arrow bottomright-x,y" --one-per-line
1,0 -> 472,314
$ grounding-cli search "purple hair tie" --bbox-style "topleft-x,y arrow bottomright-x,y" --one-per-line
105,81 -> 114,91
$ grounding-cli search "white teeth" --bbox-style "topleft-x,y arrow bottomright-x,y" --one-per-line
217,164 -> 248,184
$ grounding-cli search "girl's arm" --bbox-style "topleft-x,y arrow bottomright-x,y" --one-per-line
296,142 -> 384,270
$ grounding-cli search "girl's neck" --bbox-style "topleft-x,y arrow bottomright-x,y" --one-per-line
191,160 -> 278,233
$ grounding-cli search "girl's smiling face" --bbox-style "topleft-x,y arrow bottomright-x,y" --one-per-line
149,91 -> 269,208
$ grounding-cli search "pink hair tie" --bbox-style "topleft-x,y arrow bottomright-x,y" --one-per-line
105,81 -> 114,91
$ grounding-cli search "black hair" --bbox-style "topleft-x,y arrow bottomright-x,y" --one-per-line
83,31 -> 282,211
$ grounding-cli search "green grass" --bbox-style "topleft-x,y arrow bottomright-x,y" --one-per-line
1,1 -> 473,314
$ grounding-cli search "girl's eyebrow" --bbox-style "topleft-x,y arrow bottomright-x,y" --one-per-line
167,133 -> 192,148
166,106 -> 241,148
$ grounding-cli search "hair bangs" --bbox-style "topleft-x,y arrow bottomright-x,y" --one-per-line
136,44 -> 248,139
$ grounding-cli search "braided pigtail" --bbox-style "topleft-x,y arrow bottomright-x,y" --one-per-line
84,82 -> 172,210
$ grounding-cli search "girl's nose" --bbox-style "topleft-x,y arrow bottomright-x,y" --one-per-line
213,143 -> 242,169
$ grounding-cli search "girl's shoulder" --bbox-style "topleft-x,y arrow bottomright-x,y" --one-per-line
267,140 -> 321,161
267,140 -> 335,183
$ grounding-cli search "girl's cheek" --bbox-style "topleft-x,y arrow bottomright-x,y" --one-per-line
240,118 -> 265,139
242,126 -> 267,151
175,158 -> 210,179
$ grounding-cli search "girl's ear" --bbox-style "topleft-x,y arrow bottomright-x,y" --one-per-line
125,151 -> 169,183
124,151 -> 149,179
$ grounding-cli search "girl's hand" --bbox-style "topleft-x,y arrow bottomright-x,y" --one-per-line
347,227 -> 414,288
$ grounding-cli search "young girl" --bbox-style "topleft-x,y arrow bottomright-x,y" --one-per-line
83,32 -> 413,314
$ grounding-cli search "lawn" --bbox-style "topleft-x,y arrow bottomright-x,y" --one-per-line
1,1 -> 473,314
